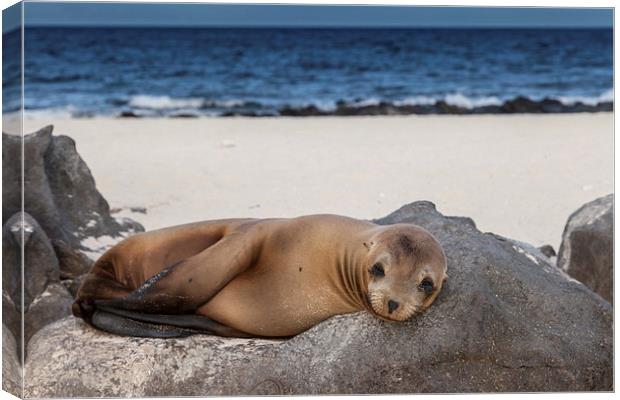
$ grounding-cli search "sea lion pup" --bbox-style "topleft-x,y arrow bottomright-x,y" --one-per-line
73,215 -> 448,338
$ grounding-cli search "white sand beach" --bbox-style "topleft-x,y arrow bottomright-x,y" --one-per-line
18,113 -> 613,250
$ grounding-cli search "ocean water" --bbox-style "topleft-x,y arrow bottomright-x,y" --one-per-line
3,27 -> 613,117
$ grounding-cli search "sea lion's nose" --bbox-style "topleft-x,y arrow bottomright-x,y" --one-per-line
387,299 -> 399,314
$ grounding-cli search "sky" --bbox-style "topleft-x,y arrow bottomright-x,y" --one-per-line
2,3 -> 614,33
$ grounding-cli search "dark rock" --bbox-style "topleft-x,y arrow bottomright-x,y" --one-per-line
2,125 -> 144,252
500,96 -> 541,113
433,100 -> 468,114
25,283 -> 74,346
52,239 -> 93,279
3,126 -> 67,242
170,113 -> 198,118
538,244 -> 557,258
43,133 -> 143,243
2,212 -> 60,309
62,274 -> 87,298
119,111 -> 140,118
2,291 -> 21,343
273,98 -> 612,117
2,324 -> 21,396
539,98 -> 565,113
557,194 -> 613,303
23,201 -> 612,396
279,105 -> 326,116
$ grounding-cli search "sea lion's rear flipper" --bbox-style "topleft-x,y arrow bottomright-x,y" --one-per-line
91,310 -> 196,338
92,306 -> 252,338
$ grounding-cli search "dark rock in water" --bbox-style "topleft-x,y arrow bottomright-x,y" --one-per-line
2,212 -> 60,309
557,194 -> 613,303
274,97 -> 613,117
538,244 -> 557,258
500,96 -> 540,113
23,201 -> 612,396
2,324 -> 21,396
2,125 -> 144,251
433,100 -> 468,114
279,105 -> 326,116
170,113 -> 199,118
25,283 -> 74,346
539,98 -> 565,113
119,111 -> 140,118
52,239 -> 93,280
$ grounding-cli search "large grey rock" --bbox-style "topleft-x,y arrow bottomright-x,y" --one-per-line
23,202 -> 612,396
2,212 -> 60,310
2,324 -> 22,397
3,126 -> 63,241
557,194 -> 613,303
24,283 -> 74,347
2,125 -> 144,252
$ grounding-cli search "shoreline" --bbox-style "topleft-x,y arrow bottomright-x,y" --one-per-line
7,97 -> 613,119
11,113 -> 614,251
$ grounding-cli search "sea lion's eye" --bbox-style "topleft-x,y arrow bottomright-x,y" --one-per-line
370,263 -> 385,277
419,278 -> 434,294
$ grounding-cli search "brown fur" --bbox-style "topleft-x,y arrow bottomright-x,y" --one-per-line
74,215 -> 448,337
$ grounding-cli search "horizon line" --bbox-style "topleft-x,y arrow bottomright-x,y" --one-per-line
7,24 -> 613,32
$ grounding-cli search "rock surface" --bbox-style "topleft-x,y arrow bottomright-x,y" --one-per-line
2,212 -> 59,310
557,194 -> 613,303
2,125 -> 144,253
2,292 -> 21,344
538,244 -> 557,259
2,324 -> 21,397
24,283 -> 74,347
52,239 -> 93,280
23,202 -> 612,396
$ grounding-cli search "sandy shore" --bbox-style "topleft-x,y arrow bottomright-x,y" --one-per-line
16,113 -> 613,250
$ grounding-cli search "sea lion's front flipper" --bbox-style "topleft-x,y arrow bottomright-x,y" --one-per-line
95,231 -> 260,314
93,306 -> 252,338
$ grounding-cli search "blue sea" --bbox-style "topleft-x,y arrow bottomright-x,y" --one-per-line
3,27 -> 614,117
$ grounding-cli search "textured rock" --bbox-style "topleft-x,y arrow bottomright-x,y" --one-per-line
62,274 -> 87,298
25,283 -> 74,346
557,194 -> 613,303
2,125 -> 144,253
23,202 -> 612,396
2,324 -> 22,397
52,239 -> 93,280
538,244 -> 557,259
2,212 -> 60,310
3,126 -> 63,241
2,291 -> 21,346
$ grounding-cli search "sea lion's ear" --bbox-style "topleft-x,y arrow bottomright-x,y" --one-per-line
363,241 -> 375,251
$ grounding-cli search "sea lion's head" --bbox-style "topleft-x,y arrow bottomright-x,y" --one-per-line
364,224 -> 448,322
